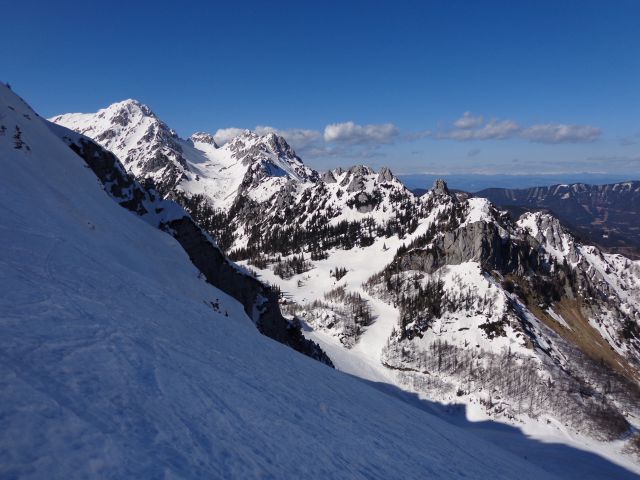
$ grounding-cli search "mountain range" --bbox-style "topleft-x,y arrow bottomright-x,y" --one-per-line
1,84 -> 639,477
473,183 -> 640,259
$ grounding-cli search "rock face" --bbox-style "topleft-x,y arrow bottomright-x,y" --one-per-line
165,217 -> 332,365
190,131 -> 218,147
399,221 -> 539,275
432,178 -> 451,196
50,123 -> 332,367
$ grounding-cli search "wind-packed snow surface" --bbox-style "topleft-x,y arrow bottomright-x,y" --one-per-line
0,85 -> 564,478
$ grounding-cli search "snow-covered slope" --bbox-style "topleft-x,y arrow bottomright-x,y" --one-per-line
52,103 -> 316,209
50,94 -> 640,475
1,85 -> 570,478
51,103 -> 421,252
242,183 -> 640,475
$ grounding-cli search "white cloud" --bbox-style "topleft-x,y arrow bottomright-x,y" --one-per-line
442,119 -> 520,141
213,127 -> 246,145
453,112 -> 484,129
434,113 -> 601,144
255,125 -> 321,149
323,121 -> 399,144
521,124 -> 601,144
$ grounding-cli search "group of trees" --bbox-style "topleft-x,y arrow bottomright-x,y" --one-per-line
397,279 -> 445,338
272,254 -> 313,279
171,187 -> 434,263
384,337 -> 632,440
174,192 -> 235,251
323,286 -> 375,329
331,267 -> 348,281
282,286 -> 375,347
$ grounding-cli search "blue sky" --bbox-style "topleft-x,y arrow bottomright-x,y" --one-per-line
3,0 -> 639,175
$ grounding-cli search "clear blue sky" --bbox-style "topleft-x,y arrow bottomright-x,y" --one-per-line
3,0 -> 639,175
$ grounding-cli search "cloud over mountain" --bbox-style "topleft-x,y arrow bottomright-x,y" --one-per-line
323,121 -> 399,144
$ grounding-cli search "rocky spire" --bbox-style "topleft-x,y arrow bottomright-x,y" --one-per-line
321,170 -> 337,183
432,179 -> 450,196
190,132 -> 218,148
377,166 -> 394,183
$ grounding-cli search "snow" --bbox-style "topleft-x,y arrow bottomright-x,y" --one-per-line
517,211 -> 576,263
460,197 -> 494,226
241,209 -> 640,478
52,108 -> 321,216
44,88 -> 640,478
0,84 -> 570,478
546,308 -> 573,330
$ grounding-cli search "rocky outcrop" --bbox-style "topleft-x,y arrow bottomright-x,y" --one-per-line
190,131 -> 218,147
377,166 -> 394,183
399,220 -> 540,275
321,170 -> 337,183
432,178 -> 451,197
164,217 -> 333,365
343,165 -> 375,192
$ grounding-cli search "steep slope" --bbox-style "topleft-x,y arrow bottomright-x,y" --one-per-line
51,96 -> 640,472
474,182 -> 640,258
0,84 -> 565,479
45,121 -> 329,364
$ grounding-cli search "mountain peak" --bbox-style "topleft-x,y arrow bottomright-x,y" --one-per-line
101,98 -> 156,121
190,131 -> 218,148
377,166 -> 395,183
347,165 -> 375,176
432,178 -> 450,196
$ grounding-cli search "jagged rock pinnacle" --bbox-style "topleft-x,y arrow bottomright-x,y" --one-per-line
432,179 -> 450,196
322,170 -> 337,183
377,166 -> 394,183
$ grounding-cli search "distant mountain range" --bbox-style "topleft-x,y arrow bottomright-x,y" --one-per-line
472,183 -> 640,259
400,173 -> 639,192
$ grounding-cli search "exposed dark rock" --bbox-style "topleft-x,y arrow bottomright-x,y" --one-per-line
377,166 -> 394,183
54,126 -> 333,367
321,170 -> 337,183
190,131 -> 219,148
432,179 -> 451,197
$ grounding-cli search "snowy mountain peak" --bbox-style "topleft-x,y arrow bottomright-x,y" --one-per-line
190,131 -> 219,148
517,211 -> 579,263
50,98 -> 187,193
104,98 -> 156,120
223,130 -> 318,183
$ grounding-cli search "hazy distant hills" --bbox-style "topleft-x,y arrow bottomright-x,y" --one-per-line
400,173 -> 638,192
473,182 -> 640,259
